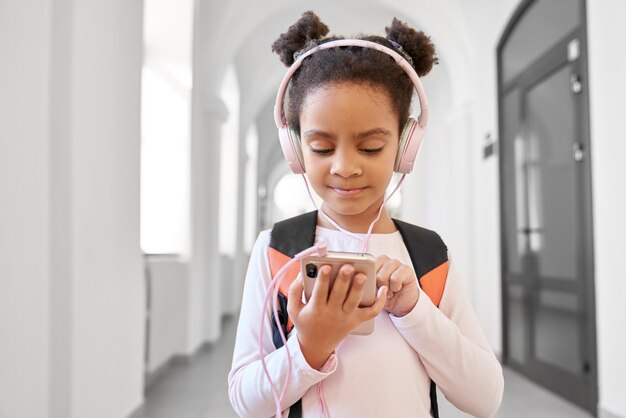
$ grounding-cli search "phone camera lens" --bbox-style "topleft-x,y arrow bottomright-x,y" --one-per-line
305,263 -> 318,278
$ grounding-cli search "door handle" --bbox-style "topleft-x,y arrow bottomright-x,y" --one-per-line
573,142 -> 584,162
570,74 -> 582,94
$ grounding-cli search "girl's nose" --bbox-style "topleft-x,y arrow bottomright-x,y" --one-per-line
329,147 -> 362,178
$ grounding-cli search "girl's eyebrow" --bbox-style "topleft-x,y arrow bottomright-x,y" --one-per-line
302,128 -> 391,140
302,129 -> 333,139
356,128 -> 391,139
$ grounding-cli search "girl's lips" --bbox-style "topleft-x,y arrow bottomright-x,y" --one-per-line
330,187 -> 366,197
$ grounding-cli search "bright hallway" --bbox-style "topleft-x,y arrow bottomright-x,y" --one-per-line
1,0 -> 625,417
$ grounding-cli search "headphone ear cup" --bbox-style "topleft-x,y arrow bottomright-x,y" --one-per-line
394,117 -> 425,174
278,125 -> 305,173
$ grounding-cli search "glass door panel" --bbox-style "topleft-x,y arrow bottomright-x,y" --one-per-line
525,66 -> 580,281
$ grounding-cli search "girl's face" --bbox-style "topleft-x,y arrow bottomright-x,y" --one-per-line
300,82 -> 400,229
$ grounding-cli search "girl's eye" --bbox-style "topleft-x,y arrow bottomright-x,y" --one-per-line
361,147 -> 383,155
310,147 -> 333,155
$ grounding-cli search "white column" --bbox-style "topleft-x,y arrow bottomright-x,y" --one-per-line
232,126 -> 248,315
70,2 -> 145,416
0,2 -> 52,417
189,0 -> 232,345
49,0 -> 73,415
189,90 -> 227,347
1,1 -> 146,417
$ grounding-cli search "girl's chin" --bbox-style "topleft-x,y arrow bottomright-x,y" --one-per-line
322,201 -> 378,218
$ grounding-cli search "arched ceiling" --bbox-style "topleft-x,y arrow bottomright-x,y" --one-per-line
231,0 -> 473,129
194,0 -> 489,192
196,0 -> 474,112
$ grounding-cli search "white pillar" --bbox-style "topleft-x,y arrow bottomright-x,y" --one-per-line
189,90 -> 227,346
69,2 -> 145,416
189,0 -> 233,345
1,1 -> 145,417
0,2 -> 52,417
232,126 -> 248,315
196,96 -> 228,345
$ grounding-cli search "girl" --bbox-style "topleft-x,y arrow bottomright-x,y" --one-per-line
228,11 -> 503,418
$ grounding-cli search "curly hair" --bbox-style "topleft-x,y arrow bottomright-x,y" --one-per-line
272,11 -> 438,134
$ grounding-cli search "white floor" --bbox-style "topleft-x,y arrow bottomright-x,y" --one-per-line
129,316 -> 593,418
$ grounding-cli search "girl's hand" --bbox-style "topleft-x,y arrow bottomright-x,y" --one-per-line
375,255 -> 420,317
287,264 -> 387,370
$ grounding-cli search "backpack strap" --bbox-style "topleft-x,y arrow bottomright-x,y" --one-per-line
268,211 -> 318,418
270,210 -> 318,258
393,218 -> 449,417
268,210 -> 318,344
392,219 -> 449,307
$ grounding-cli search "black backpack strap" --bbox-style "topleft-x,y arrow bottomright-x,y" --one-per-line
430,380 -> 439,418
393,219 -> 448,418
269,211 -> 318,418
287,399 -> 303,418
270,210 -> 318,257
392,219 -> 448,278
271,293 -> 290,349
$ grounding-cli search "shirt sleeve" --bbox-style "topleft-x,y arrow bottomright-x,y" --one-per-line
227,231 -> 337,418
389,253 -> 504,418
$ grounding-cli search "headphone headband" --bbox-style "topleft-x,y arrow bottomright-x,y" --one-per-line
274,39 -> 429,174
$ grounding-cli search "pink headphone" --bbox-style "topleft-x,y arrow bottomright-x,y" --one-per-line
273,39 -> 429,174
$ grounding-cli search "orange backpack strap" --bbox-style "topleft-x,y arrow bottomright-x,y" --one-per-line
268,211 -> 318,348
392,219 -> 449,307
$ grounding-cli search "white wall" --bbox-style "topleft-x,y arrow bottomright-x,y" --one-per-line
587,1 -> 626,417
1,1 -> 146,417
145,257 -> 188,373
0,2 -> 51,417
464,0 -> 520,359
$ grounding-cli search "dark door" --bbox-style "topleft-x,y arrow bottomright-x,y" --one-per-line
498,0 -> 597,414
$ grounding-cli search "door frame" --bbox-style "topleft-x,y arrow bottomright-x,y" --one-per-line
497,0 -> 597,414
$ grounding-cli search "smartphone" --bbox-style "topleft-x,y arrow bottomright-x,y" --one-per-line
300,251 -> 377,335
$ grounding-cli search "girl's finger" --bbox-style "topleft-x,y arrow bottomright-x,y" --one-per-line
375,255 -> 390,272
361,285 -> 388,319
389,265 -> 413,293
327,264 -> 354,306
310,265 -> 332,306
376,258 -> 401,288
287,274 -> 305,317
342,272 -> 366,312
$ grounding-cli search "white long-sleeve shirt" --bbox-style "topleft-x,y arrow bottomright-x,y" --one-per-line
228,226 -> 504,418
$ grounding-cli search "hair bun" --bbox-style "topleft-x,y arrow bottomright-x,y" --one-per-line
271,11 -> 330,66
385,18 -> 438,77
